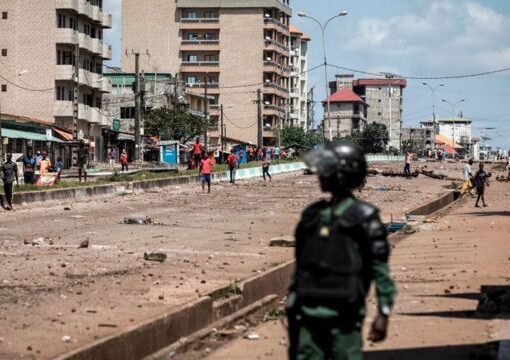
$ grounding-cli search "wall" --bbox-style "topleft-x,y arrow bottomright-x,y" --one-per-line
219,8 -> 264,143
122,0 -> 180,74
0,0 -> 55,121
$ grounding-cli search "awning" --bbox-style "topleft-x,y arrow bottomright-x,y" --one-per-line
118,133 -> 135,141
2,128 -> 63,143
54,128 -> 74,141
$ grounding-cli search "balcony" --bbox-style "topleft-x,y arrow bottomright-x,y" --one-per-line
103,13 -> 112,28
56,29 -> 110,58
180,18 -> 220,30
54,101 -> 109,125
289,88 -> 300,97
263,82 -> 289,98
264,39 -> 289,55
55,65 -> 74,82
102,43 -> 112,60
180,39 -> 220,51
263,61 -> 290,76
185,82 -> 220,94
263,17 -> 289,34
263,104 -> 286,116
56,0 -> 111,27
180,61 -> 220,72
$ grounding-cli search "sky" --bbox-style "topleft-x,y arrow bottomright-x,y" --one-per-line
104,0 -> 510,150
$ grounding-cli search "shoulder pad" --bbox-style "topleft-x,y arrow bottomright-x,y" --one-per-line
301,199 -> 329,224
337,200 -> 379,227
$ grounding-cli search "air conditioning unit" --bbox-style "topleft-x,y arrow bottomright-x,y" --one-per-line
266,57 -> 272,61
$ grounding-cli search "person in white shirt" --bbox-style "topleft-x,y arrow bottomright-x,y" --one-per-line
461,158 -> 474,196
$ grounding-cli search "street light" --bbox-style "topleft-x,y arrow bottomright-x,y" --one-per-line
422,82 -> 444,139
298,10 -> 348,141
441,98 -> 466,146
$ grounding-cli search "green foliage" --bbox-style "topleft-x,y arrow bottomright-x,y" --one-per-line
332,124 -> 389,154
279,125 -> 321,148
144,107 -> 210,143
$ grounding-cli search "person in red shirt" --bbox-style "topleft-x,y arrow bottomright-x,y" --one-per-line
200,151 -> 215,193
120,149 -> 129,172
192,138 -> 203,169
247,146 -> 254,162
227,149 -> 238,184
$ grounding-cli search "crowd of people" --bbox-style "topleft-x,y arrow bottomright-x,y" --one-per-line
187,139 -> 280,193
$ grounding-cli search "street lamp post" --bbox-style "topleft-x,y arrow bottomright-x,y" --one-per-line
422,82 -> 444,142
441,98 -> 465,146
298,10 -> 348,142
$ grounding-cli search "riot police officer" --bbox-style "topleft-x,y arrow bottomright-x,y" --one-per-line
287,141 -> 396,360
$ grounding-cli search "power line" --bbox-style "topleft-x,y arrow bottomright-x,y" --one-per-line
0,73 -> 55,92
223,112 -> 257,129
328,63 -> 510,80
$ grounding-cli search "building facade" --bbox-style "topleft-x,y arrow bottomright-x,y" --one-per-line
420,117 -> 472,147
330,74 -> 407,149
0,0 -> 112,160
288,24 -> 309,129
122,0 -> 292,146
322,88 -> 368,139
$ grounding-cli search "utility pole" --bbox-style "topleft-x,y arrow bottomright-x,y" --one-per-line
257,88 -> 263,148
220,104 -> 224,162
204,76 -> 208,149
73,43 -> 80,141
306,86 -> 314,130
133,52 -> 141,162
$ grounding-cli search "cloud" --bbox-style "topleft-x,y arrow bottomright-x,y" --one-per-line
343,1 -> 510,74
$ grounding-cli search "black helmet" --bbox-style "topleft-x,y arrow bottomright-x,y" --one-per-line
305,140 -> 367,190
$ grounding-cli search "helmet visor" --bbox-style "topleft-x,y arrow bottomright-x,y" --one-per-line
304,147 -> 337,178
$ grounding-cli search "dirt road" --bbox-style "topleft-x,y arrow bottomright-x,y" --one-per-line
0,164 -> 453,359
207,177 -> 510,360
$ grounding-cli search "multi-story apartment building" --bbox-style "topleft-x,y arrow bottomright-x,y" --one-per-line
122,0 -> 291,146
288,25 -> 309,129
330,74 -> 407,149
0,0 -> 112,160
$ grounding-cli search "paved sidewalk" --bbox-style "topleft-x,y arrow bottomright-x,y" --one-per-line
207,181 -> 510,360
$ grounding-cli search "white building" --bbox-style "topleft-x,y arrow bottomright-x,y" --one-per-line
288,24 -> 310,128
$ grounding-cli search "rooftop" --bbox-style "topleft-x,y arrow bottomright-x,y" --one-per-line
289,24 -> 311,41
323,88 -> 366,104
353,78 -> 407,88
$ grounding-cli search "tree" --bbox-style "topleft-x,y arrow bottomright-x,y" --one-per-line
279,125 -> 322,148
358,123 -> 389,154
144,107 -> 210,143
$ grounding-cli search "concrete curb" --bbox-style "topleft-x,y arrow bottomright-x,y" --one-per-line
56,261 -> 295,360
406,191 -> 460,221
13,162 -> 306,205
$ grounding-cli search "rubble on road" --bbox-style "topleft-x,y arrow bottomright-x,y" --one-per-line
269,236 -> 295,247
123,217 -> 153,225
144,252 -> 167,263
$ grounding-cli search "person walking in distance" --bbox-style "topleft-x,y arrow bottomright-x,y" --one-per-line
77,140 -> 88,183
461,158 -> 475,196
1,154 -> 19,210
474,162 -> 490,208
262,155 -> 272,182
192,138 -> 203,170
22,150 -> 35,184
404,151 -> 412,178
200,151 -> 215,193
227,149 -> 238,184
120,149 -> 129,172
287,141 -> 396,360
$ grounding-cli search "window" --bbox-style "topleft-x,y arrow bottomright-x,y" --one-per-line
208,75 -> 217,83
187,54 -> 198,62
204,54 -> 217,62
56,87 -> 65,100
204,11 -> 217,18
1,49 -> 6,56
187,76 -> 198,84
203,33 -> 216,40
120,107 -> 135,119
1,84 -> 6,92
187,33 -> 198,40
62,51 -> 74,65
58,14 -> 66,28
68,88 -> 73,101
70,18 -> 77,30
2,12 -> 7,19
187,11 -> 197,19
